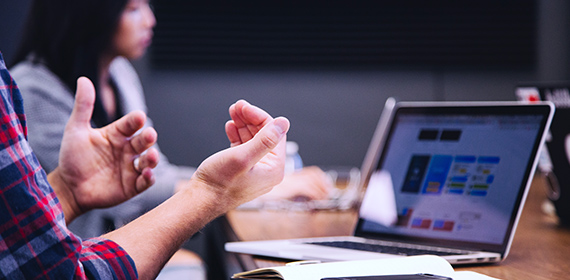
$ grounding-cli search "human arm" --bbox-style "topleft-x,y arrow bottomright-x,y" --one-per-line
104,100 -> 290,280
257,166 -> 334,201
47,77 -> 160,224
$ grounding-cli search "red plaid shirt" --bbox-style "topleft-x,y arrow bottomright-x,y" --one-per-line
0,53 -> 137,279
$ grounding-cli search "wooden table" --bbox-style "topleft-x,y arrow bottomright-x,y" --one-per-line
227,174 -> 570,279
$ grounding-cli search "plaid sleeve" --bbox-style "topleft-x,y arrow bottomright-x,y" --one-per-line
0,53 -> 138,279
78,238 -> 138,279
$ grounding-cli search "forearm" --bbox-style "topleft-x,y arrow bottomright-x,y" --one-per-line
103,180 -> 229,280
100,102 -> 288,279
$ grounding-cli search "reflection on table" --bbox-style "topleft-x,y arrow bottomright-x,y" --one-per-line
226,174 -> 570,280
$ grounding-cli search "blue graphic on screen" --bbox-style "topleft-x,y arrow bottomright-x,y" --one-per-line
468,156 -> 500,197
401,155 -> 431,193
446,155 -> 477,195
421,155 -> 453,194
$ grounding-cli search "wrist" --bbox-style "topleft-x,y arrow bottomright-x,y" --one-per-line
47,168 -> 82,224
181,178 -> 230,217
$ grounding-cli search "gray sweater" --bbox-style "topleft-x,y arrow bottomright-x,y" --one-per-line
10,56 -> 194,237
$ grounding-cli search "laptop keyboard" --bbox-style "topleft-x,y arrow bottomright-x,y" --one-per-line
306,241 -> 465,256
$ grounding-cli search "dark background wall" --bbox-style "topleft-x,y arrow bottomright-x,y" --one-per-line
1,1 -> 570,170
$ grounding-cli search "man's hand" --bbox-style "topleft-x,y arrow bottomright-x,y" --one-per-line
258,166 -> 334,201
48,77 -> 159,223
225,101 -> 332,202
189,100 -> 290,211
104,100 -> 289,279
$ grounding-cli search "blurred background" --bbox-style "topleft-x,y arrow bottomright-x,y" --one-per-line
1,0 -> 570,169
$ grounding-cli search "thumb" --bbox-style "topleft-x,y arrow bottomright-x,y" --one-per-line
238,117 -> 290,166
68,77 -> 96,129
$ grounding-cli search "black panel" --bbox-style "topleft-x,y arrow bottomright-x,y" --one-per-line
151,0 -> 537,69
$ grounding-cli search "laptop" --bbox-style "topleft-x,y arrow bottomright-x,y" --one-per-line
225,99 -> 554,265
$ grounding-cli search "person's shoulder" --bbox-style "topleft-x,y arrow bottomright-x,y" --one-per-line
10,60 -> 74,106
110,56 -> 137,76
109,56 -> 146,107
11,60 -> 68,92
109,56 -> 143,88
11,59 -> 50,80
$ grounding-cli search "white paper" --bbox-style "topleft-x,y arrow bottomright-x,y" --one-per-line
277,255 -> 499,280
233,255 -> 501,280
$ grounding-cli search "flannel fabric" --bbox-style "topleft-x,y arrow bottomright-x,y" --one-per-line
0,53 -> 137,279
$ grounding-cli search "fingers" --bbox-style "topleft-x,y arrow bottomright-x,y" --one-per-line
236,117 -> 290,167
236,100 -> 272,127
134,147 -> 160,172
102,111 -> 157,163
129,129 -> 159,194
135,166 -> 156,193
227,100 -> 275,145
305,166 -> 336,190
228,102 -> 244,127
273,166 -> 333,201
229,100 -> 273,143
129,147 -> 159,194
225,121 -> 241,147
301,167 -> 335,199
129,126 -> 158,154
108,110 -> 148,139
304,177 -> 333,200
68,77 -> 96,129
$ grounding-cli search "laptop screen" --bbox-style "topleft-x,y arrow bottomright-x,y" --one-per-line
355,103 -> 552,253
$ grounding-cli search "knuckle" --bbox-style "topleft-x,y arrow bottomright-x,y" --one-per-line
259,134 -> 278,150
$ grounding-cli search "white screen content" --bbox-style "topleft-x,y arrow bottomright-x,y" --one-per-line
360,113 -> 543,245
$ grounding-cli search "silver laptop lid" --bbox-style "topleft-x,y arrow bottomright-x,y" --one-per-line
355,100 -> 554,257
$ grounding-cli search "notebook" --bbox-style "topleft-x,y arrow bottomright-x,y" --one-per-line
225,99 -> 554,265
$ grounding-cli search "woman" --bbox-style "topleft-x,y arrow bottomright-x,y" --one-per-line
10,0 -> 332,278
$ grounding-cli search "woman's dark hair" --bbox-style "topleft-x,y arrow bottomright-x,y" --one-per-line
11,0 -> 128,126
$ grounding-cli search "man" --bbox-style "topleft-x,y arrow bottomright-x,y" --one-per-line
0,52 -> 289,279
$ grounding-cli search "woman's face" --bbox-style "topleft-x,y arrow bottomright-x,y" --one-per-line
111,0 -> 156,59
